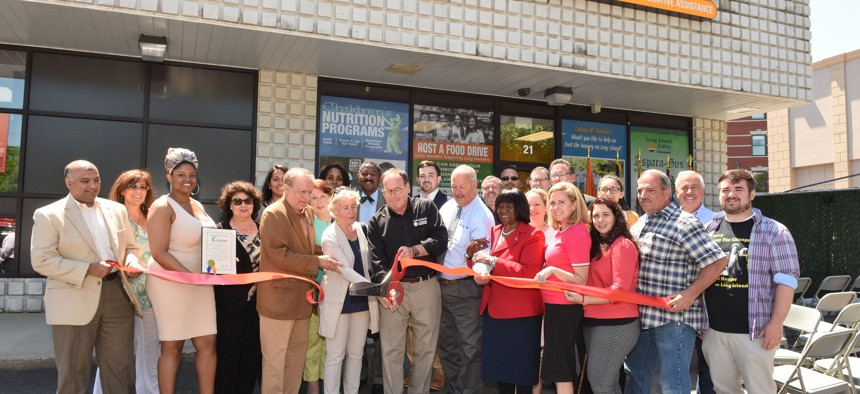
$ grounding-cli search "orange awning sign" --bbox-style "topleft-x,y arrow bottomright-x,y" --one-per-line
618,0 -> 718,19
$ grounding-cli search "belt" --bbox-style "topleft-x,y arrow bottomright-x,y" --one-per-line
438,277 -> 471,285
399,273 -> 436,283
103,272 -> 119,281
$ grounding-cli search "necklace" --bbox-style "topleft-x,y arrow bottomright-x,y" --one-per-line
129,209 -> 142,224
558,223 -> 574,233
501,223 -> 518,237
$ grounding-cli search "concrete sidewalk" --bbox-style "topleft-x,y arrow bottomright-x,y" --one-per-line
0,312 -> 194,370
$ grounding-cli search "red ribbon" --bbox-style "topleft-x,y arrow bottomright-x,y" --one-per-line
107,261 -> 324,304
396,257 -> 670,309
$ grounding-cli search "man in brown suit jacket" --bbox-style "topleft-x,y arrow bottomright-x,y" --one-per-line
257,167 -> 342,394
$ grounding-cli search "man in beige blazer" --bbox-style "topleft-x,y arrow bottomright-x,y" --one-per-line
257,167 -> 341,394
31,160 -> 140,394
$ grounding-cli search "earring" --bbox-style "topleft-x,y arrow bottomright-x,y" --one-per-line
191,184 -> 200,196
120,196 -> 124,203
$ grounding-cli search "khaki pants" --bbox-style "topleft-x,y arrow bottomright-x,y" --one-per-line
702,329 -> 777,394
260,315 -> 309,394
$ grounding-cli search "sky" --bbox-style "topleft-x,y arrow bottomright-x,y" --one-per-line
809,0 -> 860,62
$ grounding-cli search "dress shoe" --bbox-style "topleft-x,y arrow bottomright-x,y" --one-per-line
372,384 -> 384,394
430,370 -> 445,391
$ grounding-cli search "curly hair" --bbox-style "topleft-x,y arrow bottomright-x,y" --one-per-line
217,180 -> 262,219
109,169 -> 155,218
588,197 -> 639,261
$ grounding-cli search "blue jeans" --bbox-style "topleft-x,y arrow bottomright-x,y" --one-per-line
624,322 -> 696,394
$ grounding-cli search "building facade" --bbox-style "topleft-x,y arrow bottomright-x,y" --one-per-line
768,49 -> 860,192
726,114 -> 768,192
0,0 -> 812,310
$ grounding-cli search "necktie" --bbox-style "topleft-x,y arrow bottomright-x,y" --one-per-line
360,195 -> 374,204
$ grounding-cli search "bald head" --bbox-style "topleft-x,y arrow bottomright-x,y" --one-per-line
64,160 -> 101,206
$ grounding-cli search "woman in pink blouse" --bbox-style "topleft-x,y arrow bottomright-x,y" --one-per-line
564,197 -> 640,394
533,182 -> 591,394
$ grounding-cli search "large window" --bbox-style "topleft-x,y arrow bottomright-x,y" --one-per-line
2,47 -> 256,277
752,134 -> 767,156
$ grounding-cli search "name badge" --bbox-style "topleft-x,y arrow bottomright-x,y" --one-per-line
413,217 -> 427,227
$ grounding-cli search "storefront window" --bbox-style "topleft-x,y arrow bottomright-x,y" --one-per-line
0,114 -> 21,192
499,115 -> 554,164
0,50 -> 26,110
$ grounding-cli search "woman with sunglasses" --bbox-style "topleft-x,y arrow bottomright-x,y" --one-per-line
596,175 -> 638,228
94,170 -> 158,394
213,181 -> 263,393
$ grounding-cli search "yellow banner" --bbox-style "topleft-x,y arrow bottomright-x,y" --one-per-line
618,0 -> 717,19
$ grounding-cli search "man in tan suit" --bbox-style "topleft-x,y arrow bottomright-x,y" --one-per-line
257,167 -> 341,393
31,160 -> 141,394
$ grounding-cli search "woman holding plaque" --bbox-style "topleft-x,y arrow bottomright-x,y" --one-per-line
213,181 -> 263,394
320,188 -> 379,394
533,182 -> 591,394
467,189 -> 545,394
147,148 -> 218,394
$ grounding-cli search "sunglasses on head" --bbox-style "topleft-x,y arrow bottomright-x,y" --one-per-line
231,197 -> 253,206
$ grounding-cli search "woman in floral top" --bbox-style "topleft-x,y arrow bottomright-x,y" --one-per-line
214,181 -> 263,393
94,170 -> 158,394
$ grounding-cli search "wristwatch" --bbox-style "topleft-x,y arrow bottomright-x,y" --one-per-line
411,246 -> 420,257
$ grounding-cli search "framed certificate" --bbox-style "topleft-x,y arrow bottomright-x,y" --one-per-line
201,227 -> 237,274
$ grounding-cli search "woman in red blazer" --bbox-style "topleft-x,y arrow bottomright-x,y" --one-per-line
467,188 -> 546,394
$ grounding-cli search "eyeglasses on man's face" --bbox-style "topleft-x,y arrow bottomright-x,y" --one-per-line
382,186 -> 406,196
501,176 -> 519,182
550,172 -> 569,179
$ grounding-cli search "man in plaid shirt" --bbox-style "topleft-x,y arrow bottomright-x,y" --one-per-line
700,169 -> 799,393
625,170 -> 727,394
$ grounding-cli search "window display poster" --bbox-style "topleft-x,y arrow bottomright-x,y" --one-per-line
499,115 -> 555,164
318,96 -> 410,182
628,126 -> 691,207
560,119 -> 628,194
412,105 -> 494,191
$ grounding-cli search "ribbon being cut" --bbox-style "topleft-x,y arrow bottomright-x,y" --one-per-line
349,254 -> 671,310
107,260 -> 324,304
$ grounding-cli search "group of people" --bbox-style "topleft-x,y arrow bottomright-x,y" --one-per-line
31,147 -> 799,394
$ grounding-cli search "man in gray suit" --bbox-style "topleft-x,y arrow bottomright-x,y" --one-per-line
31,160 -> 141,394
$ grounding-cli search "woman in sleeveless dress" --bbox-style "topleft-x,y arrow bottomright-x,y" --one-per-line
147,148 -> 217,394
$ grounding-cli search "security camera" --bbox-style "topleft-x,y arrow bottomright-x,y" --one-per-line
517,88 -> 531,97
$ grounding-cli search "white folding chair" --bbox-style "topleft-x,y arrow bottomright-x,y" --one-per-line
773,330 -> 854,394
813,329 -> 860,390
776,304 -> 823,366
817,292 -> 858,319
807,275 -> 853,307
851,276 -> 860,295
796,277 -> 813,305
796,303 -> 860,348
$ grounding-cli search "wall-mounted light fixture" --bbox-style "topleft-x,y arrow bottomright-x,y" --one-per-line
544,86 -> 573,106
138,34 -> 168,62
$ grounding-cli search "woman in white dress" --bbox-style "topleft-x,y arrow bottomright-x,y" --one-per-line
147,148 -> 217,394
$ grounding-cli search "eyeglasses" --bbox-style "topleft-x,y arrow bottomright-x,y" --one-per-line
550,172 -> 569,179
128,185 -> 150,191
529,177 -> 549,182
501,176 -> 519,181
231,197 -> 254,206
598,187 -> 622,194
382,187 -> 405,195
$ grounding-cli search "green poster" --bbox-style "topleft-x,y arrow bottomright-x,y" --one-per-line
629,127 -> 691,179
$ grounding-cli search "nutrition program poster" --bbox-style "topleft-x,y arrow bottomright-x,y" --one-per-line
412,104 -> 494,192
318,96 -> 410,187
561,119 -> 627,193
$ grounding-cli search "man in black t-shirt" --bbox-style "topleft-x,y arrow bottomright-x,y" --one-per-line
701,169 -> 800,393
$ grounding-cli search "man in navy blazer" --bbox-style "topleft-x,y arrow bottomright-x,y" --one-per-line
417,160 -> 451,209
